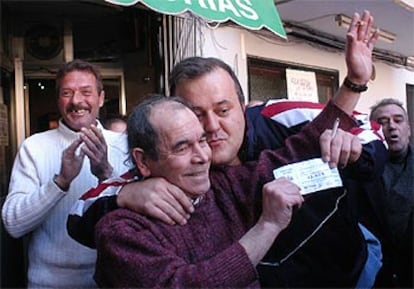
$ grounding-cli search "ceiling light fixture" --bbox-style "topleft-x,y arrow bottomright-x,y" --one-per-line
335,14 -> 397,44
394,0 -> 414,11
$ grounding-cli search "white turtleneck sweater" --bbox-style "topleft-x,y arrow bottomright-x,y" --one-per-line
2,120 -> 131,288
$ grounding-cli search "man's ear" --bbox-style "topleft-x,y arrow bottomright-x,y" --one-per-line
132,148 -> 151,177
98,90 -> 105,108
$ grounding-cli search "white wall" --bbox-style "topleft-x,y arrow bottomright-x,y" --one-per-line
202,26 -> 414,114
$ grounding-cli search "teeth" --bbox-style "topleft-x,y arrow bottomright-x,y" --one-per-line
71,109 -> 87,113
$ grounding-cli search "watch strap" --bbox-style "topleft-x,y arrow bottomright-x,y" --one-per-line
343,77 -> 368,93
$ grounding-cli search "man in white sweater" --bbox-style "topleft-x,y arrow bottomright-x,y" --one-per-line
2,59 -> 130,288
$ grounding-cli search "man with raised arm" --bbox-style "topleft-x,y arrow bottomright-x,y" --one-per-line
94,95 -> 385,288
69,11 -> 384,288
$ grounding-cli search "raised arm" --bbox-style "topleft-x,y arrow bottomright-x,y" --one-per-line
332,10 -> 379,115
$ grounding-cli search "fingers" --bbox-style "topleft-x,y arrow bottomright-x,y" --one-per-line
117,178 -> 194,226
348,11 -> 370,41
357,11 -> 372,42
367,28 -> 380,50
347,10 -> 377,48
261,179 -> 304,230
144,204 -> 186,226
349,136 -> 363,163
360,12 -> 378,50
151,202 -> 190,226
320,128 -> 362,168
79,125 -> 107,162
263,178 -> 304,210
320,129 -> 333,163
320,129 -> 344,168
90,124 -> 107,148
62,137 -> 85,163
165,185 -> 195,215
330,132 -> 351,168
64,137 -> 83,155
150,186 -> 194,225
60,138 -> 85,184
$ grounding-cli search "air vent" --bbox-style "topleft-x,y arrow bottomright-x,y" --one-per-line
25,23 -> 63,62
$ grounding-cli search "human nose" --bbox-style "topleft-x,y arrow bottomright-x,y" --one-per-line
383,119 -> 398,131
389,118 -> 398,127
192,143 -> 210,163
203,112 -> 220,133
71,90 -> 84,104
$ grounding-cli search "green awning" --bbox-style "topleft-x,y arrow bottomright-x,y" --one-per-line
105,0 -> 286,39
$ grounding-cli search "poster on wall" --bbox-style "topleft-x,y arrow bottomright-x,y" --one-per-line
286,69 -> 318,102
0,104 -> 9,146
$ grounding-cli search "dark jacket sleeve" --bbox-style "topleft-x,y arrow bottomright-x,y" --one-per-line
67,195 -> 119,248
250,100 -> 387,180
342,139 -> 388,181
67,170 -> 138,248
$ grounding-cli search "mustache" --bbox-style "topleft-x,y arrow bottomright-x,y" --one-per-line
66,104 -> 90,111
206,132 -> 226,142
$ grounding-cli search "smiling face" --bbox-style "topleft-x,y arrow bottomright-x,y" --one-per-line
372,104 -> 411,157
140,103 -> 212,199
174,67 -> 246,166
57,70 -> 104,131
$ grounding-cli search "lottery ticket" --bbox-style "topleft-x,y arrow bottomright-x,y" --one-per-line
273,158 -> 343,195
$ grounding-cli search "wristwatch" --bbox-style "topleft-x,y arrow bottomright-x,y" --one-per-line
343,77 -> 368,93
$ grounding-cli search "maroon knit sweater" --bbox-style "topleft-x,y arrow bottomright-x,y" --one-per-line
94,103 -> 357,288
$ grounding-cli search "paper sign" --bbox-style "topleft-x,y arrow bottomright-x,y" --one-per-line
273,158 -> 342,195
286,69 -> 318,102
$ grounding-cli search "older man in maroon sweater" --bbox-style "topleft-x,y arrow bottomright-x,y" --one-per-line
94,95 -> 386,288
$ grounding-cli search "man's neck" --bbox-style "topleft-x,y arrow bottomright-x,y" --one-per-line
389,146 -> 409,163
61,119 -> 98,132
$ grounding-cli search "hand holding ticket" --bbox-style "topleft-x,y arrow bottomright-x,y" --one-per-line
273,158 -> 343,195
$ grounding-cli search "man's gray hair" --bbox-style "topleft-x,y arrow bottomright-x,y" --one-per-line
369,98 -> 407,121
127,95 -> 190,162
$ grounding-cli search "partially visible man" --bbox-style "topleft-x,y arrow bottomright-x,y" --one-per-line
102,114 -> 127,133
2,59 -> 129,288
94,95 -> 379,288
360,98 -> 413,288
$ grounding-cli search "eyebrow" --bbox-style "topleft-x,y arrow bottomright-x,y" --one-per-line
61,85 -> 93,90
191,99 -> 231,110
79,85 -> 94,90
171,138 -> 191,151
377,113 -> 404,119
377,114 -> 406,124
171,131 -> 207,150
213,100 -> 231,107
